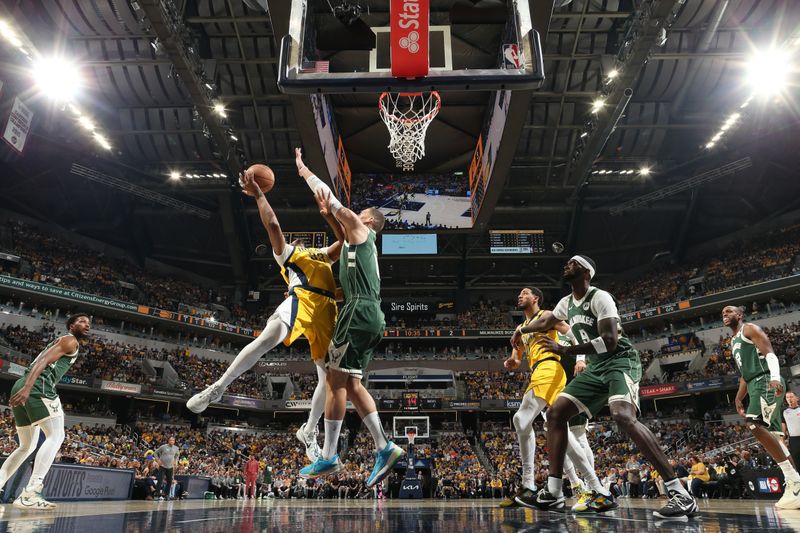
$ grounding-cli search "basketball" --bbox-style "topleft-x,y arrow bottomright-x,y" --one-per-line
246,164 -> 275,193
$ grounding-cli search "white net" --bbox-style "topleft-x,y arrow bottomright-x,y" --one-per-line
379,91 -> 441,171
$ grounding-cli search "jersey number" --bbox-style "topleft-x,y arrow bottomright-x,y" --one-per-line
577,329 -> 591,344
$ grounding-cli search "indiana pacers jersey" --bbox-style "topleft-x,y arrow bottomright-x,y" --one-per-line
277,246 -> 336,298
521,310 -> 565,404
521,310 -> 561,368
273,245 -> 338,361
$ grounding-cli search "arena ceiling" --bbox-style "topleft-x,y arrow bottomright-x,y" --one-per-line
1,0 -> 799,296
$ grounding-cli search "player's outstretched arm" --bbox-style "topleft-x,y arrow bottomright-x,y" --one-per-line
314,189 -> 345,263
241,171 -> 287,256
744,323 -> 784,394
9,335 -> 78,407
511,310 -> 559,348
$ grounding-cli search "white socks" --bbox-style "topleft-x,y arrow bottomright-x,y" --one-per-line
27,417 -> 65,490
563,455 -> 582,488
513,392 -> 547,491
548,476 -> 564,497
577,431 -> 595,471
778,460 -> 800,482
217,317 -> 288,388
0,425 -> 38,490
363,411 -> 388,451
665,477 -> 690,497
305,364 -> 327,436
566,430 -> 609,496
322,419 -> 343,460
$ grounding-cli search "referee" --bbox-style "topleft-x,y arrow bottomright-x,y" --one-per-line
783,392 -> 800,468
154,436 -> 180,500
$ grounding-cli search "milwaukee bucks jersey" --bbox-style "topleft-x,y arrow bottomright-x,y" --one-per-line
731,326 -> 769,382
25,334 -> 79,399
555,287 -> 636,367
339,229 -> 381,301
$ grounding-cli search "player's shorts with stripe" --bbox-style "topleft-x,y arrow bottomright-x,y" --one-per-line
10,379 -> 64,427
525,359 -> 566,406
275,290 -> 337,363
746,376 -> 785,434
326,298 -> 385,378
560,351 -> 642,418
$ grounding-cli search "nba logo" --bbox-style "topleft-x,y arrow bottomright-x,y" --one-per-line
503,44 -> 523,69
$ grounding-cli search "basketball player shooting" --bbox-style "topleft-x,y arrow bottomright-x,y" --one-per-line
294,148 -> 405,487
187,169 -> 345,463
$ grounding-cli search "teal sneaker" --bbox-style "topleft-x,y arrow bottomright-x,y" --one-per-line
366,442 -> 405,488
299,455 -> 342,479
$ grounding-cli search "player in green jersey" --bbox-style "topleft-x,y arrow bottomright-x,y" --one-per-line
0,313 -> 91,510
723,305 -> 800,509
512,256 -> 698,519
295,148 -> 405,488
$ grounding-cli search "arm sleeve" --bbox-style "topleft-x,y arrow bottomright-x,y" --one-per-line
305,175 -> 343,214
316,246 -> 334,263
591,290 -> 620,321
273,244 -> 294,266
552,296 -> 569,321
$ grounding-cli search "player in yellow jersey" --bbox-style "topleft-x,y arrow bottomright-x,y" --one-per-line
188,171 -> 344,462
500,287 -> 609,511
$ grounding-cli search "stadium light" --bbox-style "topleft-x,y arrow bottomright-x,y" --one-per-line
746,47 -> 792,96
213,102 -> 226,117
78,116 -> 95,131
93,132 -> 111,150
607,69 -> 619,79
705,142 -> 715,149
638,166 -> 651,176
591,99 -> 604,113
169,171 -> 181,180
32,56 -> 82,102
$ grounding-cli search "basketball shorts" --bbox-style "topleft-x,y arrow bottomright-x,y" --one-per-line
568,413 -> 590,431
525,359 -> 566,406
326,299 -> 385,378
560,352 -> 642,418
275,290 -> 337,363
11,379 -> 63,427
746,376 -> 784,434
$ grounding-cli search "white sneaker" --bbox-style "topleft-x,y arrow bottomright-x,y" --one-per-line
13,485 -> 56,510
187,382 -> 225,413
296,423 -> 322,462
776,479 -> 800,509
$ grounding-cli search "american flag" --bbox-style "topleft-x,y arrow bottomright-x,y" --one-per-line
300,61 -> 330,73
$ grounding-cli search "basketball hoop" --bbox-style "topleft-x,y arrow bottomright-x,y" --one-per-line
404,426 -> 418,447
378,91 -> 441,171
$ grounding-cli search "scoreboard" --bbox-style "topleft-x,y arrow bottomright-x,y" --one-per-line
283,232 -> 328,248
489,230 -> 545,254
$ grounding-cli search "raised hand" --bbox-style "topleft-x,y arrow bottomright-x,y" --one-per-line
239,171 -> 262,198
315,189 -> 332,216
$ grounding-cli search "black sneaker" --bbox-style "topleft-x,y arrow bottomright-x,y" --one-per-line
532,488 -> 566,512
653,491 -> 699,519
513,487 -> 538,508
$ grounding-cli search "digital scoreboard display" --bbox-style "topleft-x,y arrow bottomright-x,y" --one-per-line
283,232 -> 328,248
489,230 -> 545,254
403,391 -> 419,410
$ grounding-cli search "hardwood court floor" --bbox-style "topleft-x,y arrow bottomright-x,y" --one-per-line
0,497 -> 798,532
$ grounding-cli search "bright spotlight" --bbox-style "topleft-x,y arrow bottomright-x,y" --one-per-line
705,142 -> 715,149
591,99 -> 604,113
170,171 -> 181,180
607,69 -> 619,79
746,48 -> 792,96
32,56 -> 82,102
213,103 -> 226,116
78,116 -> 95,131
93,132 -> 111,150
638,166 -> 651,176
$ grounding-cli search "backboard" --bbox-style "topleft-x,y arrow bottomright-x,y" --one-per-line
278,0 -> 544,94
393,415 -> 430,441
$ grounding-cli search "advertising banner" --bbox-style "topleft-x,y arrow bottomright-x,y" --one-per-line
447,400 -> 481,410
151,388 -> 187,400
223,395 -> 267,410
60,375 -> 91,387
640,384 -> 679,398
100,380 -> 142,394
0,461 -> 133,501
0,274 -> 138,312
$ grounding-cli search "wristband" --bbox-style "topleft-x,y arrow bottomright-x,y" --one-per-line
590,336 -> 607,354
765,352 -> 781,382
576,354 -> 586,362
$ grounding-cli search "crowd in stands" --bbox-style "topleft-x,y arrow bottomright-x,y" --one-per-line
460,371 -> 528,401
612,224 -> 800,312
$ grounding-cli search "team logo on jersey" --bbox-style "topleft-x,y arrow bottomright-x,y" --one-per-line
327,342 -> 350,367
582,303 -> 590,311
761,397 -> 777,422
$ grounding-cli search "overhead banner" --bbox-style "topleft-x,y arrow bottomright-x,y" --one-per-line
3,97 -> 33,154
100,380 -> 142,394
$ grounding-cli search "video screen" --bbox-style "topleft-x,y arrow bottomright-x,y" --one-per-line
350,173 -> 472,229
